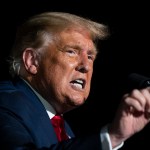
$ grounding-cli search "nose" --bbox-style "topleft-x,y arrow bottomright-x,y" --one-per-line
75,54 -> 90,73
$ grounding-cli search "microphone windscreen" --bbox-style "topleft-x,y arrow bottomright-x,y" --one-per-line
128,73 -> 150,89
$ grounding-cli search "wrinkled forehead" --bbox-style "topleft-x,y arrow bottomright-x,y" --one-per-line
63,25 -> 92,39
55,26 -> 97,51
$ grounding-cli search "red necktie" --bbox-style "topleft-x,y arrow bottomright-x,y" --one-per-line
51,115 -> 69,142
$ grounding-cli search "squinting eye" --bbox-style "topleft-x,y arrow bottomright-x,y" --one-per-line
67,50 -> 75,53
88,55 -> 95,61
66,49 -> 76,56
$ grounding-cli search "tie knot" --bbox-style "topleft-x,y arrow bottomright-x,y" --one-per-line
51,115 -> 64,127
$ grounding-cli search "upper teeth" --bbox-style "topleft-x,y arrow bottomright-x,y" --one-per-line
75,79 -> 83,84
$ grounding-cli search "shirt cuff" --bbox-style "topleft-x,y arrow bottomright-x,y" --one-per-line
100,125 -> 124,150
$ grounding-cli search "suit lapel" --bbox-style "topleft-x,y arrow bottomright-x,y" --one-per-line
14,78 -> 58,144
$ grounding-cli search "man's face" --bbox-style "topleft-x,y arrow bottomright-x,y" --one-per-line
36,29 -> 97,113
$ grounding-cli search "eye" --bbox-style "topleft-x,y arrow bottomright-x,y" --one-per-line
88,55 -> 92,60
66,49 -> 77,56
66,50 -> 75,54
88,54 -> 95,61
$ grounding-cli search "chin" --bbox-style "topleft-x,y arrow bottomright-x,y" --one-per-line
66,96 -> 85,107
63,98 -> 86,113
72,98 -> 86,106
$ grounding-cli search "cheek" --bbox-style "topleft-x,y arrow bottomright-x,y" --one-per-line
53,58 -> 77,76
86,70 -> 93,89
45,63 -> 69,84
88,67 -> 93,80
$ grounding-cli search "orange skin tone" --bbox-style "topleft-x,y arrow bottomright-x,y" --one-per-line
23,29 -> 97,114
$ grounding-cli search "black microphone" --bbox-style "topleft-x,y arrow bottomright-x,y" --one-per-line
128,73 -> 150,89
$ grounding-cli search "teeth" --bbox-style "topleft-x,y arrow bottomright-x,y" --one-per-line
75,79 -> 83,84
72,83 -> 82,89
71,79 -> 85,90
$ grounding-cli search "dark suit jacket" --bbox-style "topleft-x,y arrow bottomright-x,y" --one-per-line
0,77 -> 102,150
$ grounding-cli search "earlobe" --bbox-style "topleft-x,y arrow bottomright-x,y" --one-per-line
28,65 -> 38,74
23,48 -> 38,74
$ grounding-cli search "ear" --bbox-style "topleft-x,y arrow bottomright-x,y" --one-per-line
23,48 -> 39,74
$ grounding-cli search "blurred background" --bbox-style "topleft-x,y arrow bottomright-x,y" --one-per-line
0,1 -> 150,149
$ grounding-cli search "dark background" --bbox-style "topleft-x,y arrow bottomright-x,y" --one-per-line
0,1 -> 150,149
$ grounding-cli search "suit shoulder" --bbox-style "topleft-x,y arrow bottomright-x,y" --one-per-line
0,80 -> 16,92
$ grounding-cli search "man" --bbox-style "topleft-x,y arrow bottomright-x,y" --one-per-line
0,11 -> 150,150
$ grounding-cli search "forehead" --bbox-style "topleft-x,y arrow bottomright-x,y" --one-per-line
57,28 -> 96,51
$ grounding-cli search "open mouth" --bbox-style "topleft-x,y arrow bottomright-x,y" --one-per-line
70,79 -> 86,90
